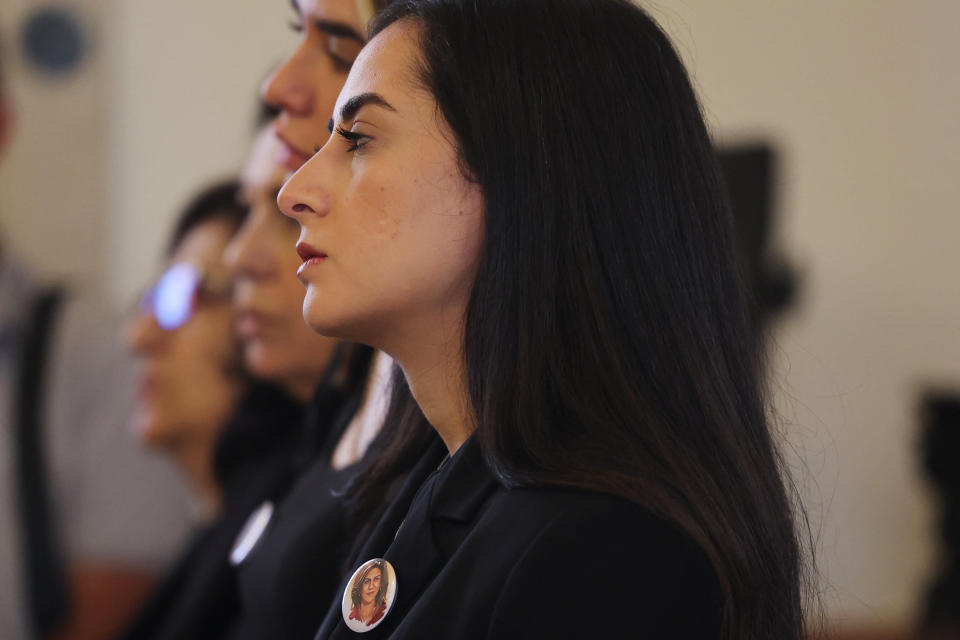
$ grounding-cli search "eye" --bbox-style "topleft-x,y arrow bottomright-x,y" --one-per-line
288,19 -> 303,33
335,126 -> 371,153
325,37 -> 362,72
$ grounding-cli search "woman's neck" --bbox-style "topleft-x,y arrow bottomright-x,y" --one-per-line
282,340 -> 348,403
172,438 -> 221,515
282,373 -> 321,404
390,319 -> 474,456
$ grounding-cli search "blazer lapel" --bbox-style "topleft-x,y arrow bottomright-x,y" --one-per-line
319,436 -> 500,640
317,436 -> 446,640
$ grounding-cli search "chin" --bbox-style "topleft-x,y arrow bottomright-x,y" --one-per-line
135,414 -> 168,450
304,310 -> 369,346
303,296 -> 346,340
302,288 -> 383,346
244,342 -> 280,381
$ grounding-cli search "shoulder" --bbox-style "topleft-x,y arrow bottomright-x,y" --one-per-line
486,488 -> 724,639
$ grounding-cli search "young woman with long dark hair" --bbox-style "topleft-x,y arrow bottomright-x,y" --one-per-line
281,0 -> 808,638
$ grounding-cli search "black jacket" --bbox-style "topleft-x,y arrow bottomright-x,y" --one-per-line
315,435 -> 724,640
227,374 -> 371,640
117,383 -> 320,640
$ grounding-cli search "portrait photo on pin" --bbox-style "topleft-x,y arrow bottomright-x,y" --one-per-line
342,558 -> 397,632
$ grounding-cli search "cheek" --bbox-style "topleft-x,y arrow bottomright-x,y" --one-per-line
349,171 -> 484,293
183,315 -> 239,381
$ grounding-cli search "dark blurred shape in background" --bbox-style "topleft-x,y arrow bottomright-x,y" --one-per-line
20,6 -> 88,78
717,143 -> 799,334
919,392 -> 960,640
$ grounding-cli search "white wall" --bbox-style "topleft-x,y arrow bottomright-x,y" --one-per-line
0,1 -> 108,288
650,0 -> 959,628
108,0 -> 297,303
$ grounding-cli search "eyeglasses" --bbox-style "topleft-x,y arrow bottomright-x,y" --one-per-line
139,262 -> 233,331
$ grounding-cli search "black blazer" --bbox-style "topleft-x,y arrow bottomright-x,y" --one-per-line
314,436 -> 723,639
227,378 -> 369,640
117,383 -> 305,640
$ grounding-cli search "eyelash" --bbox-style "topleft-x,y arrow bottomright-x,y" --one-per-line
286,21 -> 353,71
335,126 -> 370,152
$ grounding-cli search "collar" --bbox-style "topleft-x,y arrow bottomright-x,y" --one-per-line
427,433 -> 500,524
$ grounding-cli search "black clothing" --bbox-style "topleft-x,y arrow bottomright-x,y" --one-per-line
315,436 -> 724,640
14,287 -> 69,637
228,379 -> 367,640
118,383 -> 307,640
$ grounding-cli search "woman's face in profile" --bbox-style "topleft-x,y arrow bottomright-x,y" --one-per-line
263,0 -> 367,171
278,21 -> 485,353
224,129 -> 336,398
361,567 -> 381,605
126,218 -> 243,451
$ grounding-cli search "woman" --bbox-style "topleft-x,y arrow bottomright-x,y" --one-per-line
221,124 -> 376,640
122,181 -> 304,639
263,0 -> 391,174
281,1 -> 807,638
347,559 -> 389,628
220,3 -> 424,638
127,181 -> 249,512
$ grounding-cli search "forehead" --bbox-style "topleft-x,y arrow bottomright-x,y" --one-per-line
335,21 -> 422,120
172,218 -> 233,265
294,0 -> 364,26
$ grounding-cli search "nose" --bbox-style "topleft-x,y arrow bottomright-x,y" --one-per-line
261,46 -> 314,117
277,158 -> 332,223
224,213 -> 274,281
125,308 -> 165,356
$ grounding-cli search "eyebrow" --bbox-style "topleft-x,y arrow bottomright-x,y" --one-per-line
339,93 -> 397,123
315,19 -> 365,43
289,0 -> 365,43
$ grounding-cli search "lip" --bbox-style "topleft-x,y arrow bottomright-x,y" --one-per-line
136,372 -> 158,401
296,242 -> 328,278
235,309 -> 268,339
296,241 -> 327,262
274,129 -> 313,171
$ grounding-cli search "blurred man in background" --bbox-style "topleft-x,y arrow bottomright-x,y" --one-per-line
0,36 -> 193,640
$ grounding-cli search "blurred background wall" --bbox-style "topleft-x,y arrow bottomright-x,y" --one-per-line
0,0 -> 109,288
108,0 -> 296,304
0,0 -> 957,634
0,0 -> 295,299
648,0 -> 959,631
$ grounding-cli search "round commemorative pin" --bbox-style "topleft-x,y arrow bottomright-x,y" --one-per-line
342,558 -> 397,632
229,501 -> 274,566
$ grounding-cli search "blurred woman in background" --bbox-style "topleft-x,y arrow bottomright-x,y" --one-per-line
121,180 -> 305,639
127,182 -> 247,510
218,2 -> 415,637
222,125 -> 389,640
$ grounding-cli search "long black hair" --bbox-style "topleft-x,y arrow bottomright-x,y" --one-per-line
349,1 -> 812,637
